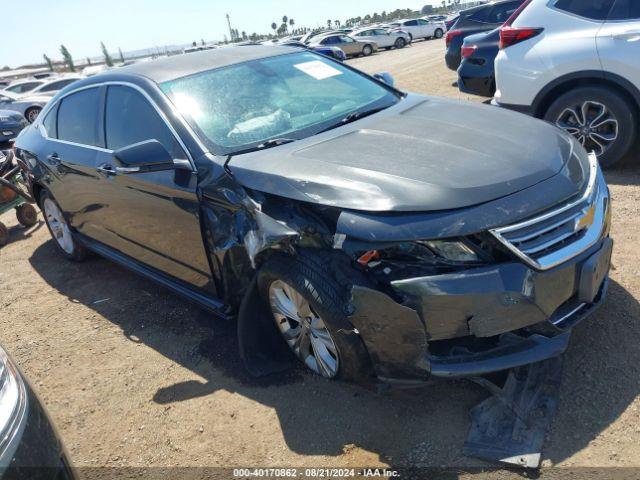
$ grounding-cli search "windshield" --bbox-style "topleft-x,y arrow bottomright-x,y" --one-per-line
161,52 -> 400,155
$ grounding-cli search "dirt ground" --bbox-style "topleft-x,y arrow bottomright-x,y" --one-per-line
1,39 -> 640,475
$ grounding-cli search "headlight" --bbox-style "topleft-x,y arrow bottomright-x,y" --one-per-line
419,240 -> 481,263
0,345 -> 27,456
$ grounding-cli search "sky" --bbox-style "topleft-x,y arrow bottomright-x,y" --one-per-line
4,0 -> 440,68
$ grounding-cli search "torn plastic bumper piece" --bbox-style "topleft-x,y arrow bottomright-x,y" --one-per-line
464,356 -> 564,468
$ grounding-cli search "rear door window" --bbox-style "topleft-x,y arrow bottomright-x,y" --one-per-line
554,0 -> 615,20
608,0 -> 640,19
405,20 -> 419,26
56,88 -> 100,146
104,85 -> 182,157
39,79 -> 78,93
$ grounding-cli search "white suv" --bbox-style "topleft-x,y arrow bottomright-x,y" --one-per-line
389,19 -> 445,41
493,0 -> 640,166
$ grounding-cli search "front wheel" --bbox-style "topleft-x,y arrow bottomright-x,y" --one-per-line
544,86 -> 636,168
362,44 -> 373,56
257,251 -> 372,381
434,28 -> 444,39
25,107 -> 42,124
395,37 -> 407,49
41,190 -> 87,261
0,222 -> 7,246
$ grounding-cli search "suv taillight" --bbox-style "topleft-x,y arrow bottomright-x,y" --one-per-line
498,0 -> 541,49
499,27 -> 543,49
461,45 -> 477,58
446,30 -> 462,48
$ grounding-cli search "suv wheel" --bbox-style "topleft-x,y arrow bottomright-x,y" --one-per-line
395,37 -> 407,48
257,250 -> 371,381
434,28 -> 444,39
41,190 -> 87,261
25,107 -> 42,124
544,86 -> 636,168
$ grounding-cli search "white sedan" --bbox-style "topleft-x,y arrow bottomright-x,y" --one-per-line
350,27 -> 411,49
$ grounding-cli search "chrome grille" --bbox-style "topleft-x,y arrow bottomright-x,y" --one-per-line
491,153 -> 607,270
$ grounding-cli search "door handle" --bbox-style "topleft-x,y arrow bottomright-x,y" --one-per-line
46,153 -> 61,166
96,164 -> 116,175
612,30 -> 640,40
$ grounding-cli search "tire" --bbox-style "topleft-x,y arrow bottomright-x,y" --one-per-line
257,250 -> 372,382
0,222 -> 7,246
362,44 -> 373,57
40,190 -> 87,261
544,86 -> 636,168
434,28 -> 444,39
16,203 -> 38,227
25,107 -> 42,124
395,37 -> 407,49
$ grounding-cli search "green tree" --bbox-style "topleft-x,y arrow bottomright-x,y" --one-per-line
59,45 -> 75,72
327,19 -> 332,28
43,54 -> 54,72
118,48 -> 125,63
289,18 -> 295,30
271,22 -> 277,33
101,42 -> 114,67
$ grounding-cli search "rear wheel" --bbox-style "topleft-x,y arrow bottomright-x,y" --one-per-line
16,203 -> 37,227
257,251 -> 372,381
544,86 -> 636,168
41,190 -> 87,261
0,222 -> 7,246
362,44 -> 373,56
25,107 -> 42,124
434,28 -> 444,39
395,37 -> 407,48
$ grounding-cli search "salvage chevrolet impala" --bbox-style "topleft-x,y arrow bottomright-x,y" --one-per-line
14,46 -> 612,383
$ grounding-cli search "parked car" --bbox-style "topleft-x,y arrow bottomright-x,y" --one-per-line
2,79 -> 45,95
457,27 -> 500,97
0,343 -> 76,479
426,15 -> 448,22
0,91 -> 50,124
0,110 -> 28,143
15,47 -> 612,383
278,40 -> 347,61
494,0 -> 640,167
388,18 -> 445,41
308,34 -> 378,57
350,27 -> 411,49
27,76 -> 83,97
445,0 -> 525,70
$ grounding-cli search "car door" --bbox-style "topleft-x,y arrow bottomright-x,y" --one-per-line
93,84 -> 213,291
355,29 -> 376,45
373,29 -> 394,47
39,87 -> 105,239
597,0 -> 640,86
403,20 -> 420,38
418,19 -> 435,37
335,35 -> 359,55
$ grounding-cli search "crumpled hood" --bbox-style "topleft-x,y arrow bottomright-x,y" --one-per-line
228,94 -> 574,212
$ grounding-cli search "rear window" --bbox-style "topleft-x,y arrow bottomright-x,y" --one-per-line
470,1 -> 523,23
608,0 -> 640,19
554,0 -> 615,20
56,88 -> 100,146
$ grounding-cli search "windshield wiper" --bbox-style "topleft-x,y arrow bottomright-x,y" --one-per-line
224,137 -> 296,171
318,106 -> 389,134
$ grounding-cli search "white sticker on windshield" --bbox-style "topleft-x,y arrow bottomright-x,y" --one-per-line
294,60 -> 343,80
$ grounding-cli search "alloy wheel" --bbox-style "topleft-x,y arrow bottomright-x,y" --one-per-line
43,197 -> 74,254
268,280 -> 339,378
26,108 -> 41,123
555,101 -> 619,157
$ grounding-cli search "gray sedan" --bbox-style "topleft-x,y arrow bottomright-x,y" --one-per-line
0,91 -> 50,124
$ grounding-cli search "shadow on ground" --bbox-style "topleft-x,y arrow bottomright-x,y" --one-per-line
28,239 -> 640,467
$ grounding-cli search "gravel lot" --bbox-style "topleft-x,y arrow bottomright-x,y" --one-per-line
1,39 -> 640,475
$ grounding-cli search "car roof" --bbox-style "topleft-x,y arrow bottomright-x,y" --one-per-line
113,45 -> 297,83
460,0 -> 512,14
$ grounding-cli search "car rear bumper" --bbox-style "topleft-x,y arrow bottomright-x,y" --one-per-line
348,238 -> 612,382
445,49 -> 461,70
458,61 -> 495,97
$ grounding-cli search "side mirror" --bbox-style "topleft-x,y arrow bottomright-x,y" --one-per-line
373,72 -> 395,87
113,140 -> 178,173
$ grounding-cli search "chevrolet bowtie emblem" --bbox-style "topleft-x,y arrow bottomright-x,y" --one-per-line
575,205 -> 596,232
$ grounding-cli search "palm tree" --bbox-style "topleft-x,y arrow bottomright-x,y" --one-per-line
282,16 -> 288,33
335,20 -> 340,28
271,22 -> 277,34
327,19 -> 332,28
289,18 -> 295,30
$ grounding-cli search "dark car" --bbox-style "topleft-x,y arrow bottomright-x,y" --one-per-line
15,47 -> 612,383
457,27 -> 500,97
0,344 -> 75,479
445,0 -> 524,71
0,111 -> 28,143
